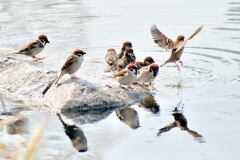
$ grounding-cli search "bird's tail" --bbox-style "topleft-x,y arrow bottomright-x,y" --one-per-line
55,71 -> 65,85
42,71 -> 65,95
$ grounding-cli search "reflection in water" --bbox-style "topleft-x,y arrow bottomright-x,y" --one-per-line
139,94 -> 160,114
6,116 -> 28,134
57,113 -> 88,152
157,112 -> 205,143
116,107 -> 140,129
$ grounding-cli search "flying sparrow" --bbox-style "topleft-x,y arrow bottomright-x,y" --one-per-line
15,34 -> 50,62
104,48 -> 119,72
42,49 -> 86,95
137,63 -> 159,85
117,48 -> 136,71
118,41 -> 133,59
114,64 -> 138,88
150,25 -> 203,70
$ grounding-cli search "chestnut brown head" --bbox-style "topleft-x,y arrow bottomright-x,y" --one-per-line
38,34 -> 49,44
127,64 -> 138,75
134,61 -> 145,69
176,35 -> 185,41
149,64 -> 159,77
73,49 -> 86,57
124,48 -> 134,57
144,57 -> 155,66
123,41 -> 132,49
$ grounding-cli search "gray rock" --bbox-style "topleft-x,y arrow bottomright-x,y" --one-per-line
0,48 -> 150,113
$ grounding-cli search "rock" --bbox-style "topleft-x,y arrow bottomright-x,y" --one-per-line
0,48 -> 150,113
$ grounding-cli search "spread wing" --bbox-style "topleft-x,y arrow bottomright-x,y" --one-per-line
61,55 -> 75,71
150,25 -> 176,50
188,25 -> 203,40
19,40 -> 41,52
114,69 -> 127,77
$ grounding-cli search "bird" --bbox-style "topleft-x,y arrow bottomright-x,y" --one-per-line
118,41 -> 133,59
42,49 -> 86,95
143,56 -> 155,66
117,48 -> 136,71
104,48 -> 119,72
134,61 -> 145,70
114,64 -> 138,88
150,25 -> 203,70
15,34 -> 50,62
137,63 -> 159,85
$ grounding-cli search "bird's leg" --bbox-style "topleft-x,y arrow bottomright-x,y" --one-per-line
174,62 -> 181,71
70,74 -> 79,79
178,60 -> 183,67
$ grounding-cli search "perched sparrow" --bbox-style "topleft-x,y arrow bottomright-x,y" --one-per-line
104,48 -> 119,72
42,49 -> 86,95
150,25 -> 203,70
55,49 -> 86,84
134,61 -> 145,70
114,64 -> 138,87
137,64 -> 159,85
118,41 -> 133,59
15,34 -> 50,62
143,56 -> 155,66
117,48 -> 136,71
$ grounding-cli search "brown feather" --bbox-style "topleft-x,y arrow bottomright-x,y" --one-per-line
188,25 -> 203,40
114,69 -> 128,77
150,25 -> 176,50
61,55 -> 75,71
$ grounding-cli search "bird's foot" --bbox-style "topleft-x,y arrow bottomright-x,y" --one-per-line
32,57 -> 45,62
71,74 -> 79,79
178,60 -> 183,67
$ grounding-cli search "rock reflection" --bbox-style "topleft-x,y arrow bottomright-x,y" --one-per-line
56,113 -> 88,152
116,107 -> 140,129
139,94 -> 160,114
157,112 -> 205,143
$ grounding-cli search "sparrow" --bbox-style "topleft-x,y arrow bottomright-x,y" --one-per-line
104,48 -> 119,72
137,63 -> 159,85
150,25 -> 203,70
134,61 -> 145,70
114,64 -> 138,88
143,56 -> 155,66
118,41 -> 133,59
42,49 -> 86,95
117,48 -> 136,71
15,34 -> 50,62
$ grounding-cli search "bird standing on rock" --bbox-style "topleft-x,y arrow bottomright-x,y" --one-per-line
15,34 -> 50,62
42,49 -> 86,95
104,48 -> 119,72
118,41 -> 133,59
137,63 -> 159,85
150,25 -> 203,70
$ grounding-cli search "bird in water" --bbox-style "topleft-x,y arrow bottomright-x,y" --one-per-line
150,25 -> 203,70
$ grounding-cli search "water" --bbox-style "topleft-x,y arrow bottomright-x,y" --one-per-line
0,0 -> 240,159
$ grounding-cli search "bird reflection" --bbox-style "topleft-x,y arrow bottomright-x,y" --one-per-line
6,116 -> 28,134
116,107 -> 140,129
139,94 -> 160,114
56,113 -> 88,152
157,112 -> 205,143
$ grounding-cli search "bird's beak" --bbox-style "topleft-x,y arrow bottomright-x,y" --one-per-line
82,52 -> 86,55
46,39 -> 50,43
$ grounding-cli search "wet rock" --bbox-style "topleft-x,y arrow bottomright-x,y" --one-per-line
0,48 -> 149,112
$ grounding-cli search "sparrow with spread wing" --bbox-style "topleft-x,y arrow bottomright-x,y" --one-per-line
150,25 -> 203,70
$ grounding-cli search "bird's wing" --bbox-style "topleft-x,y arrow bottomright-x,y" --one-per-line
61,55 -> 75,71
18,40 -> 41,52
174,26 -> 203,53
150,25 -> 176,50
188,25 -> 203,40
114,69 -> 128,77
